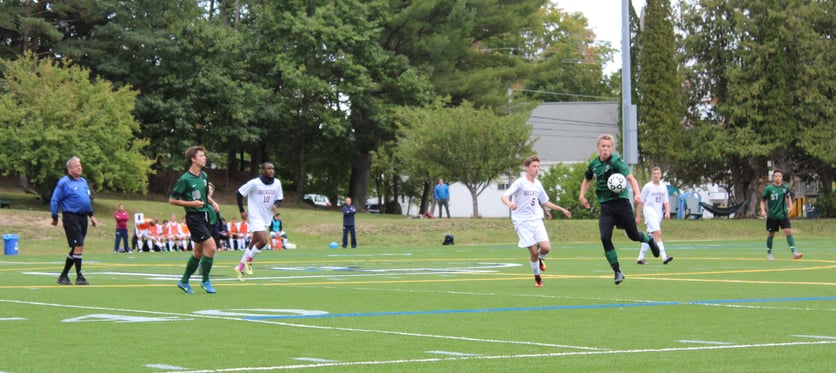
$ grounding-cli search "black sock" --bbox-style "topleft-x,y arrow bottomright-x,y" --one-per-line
611,262 -> 621,273
73,255 -> 83,276
60,255 -> 73,277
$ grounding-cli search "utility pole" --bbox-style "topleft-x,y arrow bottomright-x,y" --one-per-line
621,0 -> 638,165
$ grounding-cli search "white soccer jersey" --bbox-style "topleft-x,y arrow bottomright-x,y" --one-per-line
503,177 -> 549,222
238,177 -> 284,225
641,181 -> 669,218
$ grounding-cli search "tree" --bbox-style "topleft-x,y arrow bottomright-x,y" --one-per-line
539,161 -> 598,219
678,0 -> 834,216
636,0 -> 683,170
396,100 -> 534,217
0,53 -> 153,200
519,2 -> 616,103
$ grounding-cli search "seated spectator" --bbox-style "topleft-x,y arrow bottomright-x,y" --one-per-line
217,217 -> 231,250
269,213 -> 287,249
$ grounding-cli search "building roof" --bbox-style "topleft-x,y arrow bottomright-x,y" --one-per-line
527,102 -> 620,166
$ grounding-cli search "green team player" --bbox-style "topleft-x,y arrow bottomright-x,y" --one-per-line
170,145 -> 221,293
579,134 -> 660,285
759,169 -> 803,260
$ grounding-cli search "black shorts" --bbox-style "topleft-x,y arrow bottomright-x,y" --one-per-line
186,212 -> 214,243
62,213 -> 88,248
766,217 -> 791,232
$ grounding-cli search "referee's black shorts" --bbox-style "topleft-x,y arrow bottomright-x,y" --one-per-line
62,213 -> 88,248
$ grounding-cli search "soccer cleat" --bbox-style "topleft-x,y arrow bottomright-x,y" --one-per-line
75,275 -> 89,285
245,261 -> 253,275
767,254 -> 774,260
539,258 -> 547,271
648,237 -> 660,258
56,276 -> 71,285
636,259 -> 646,265
177,281 -> 193,294
793,252 -> 803,260
534,274 -> 543,287
233,265 -> 244,281
201,280 -> 216,294
663,257 -> 674,265
614,271 -> 625,285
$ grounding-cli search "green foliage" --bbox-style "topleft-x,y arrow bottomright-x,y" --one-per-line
813,189 -> 836,218
636,0 -> 682,169
677,0 -> 834,214
539,162 -> 598,219
396,100 -> 534,217
518,2 -> 617,102
0,53 -> 153,199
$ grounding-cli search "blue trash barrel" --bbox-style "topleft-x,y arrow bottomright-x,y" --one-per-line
3,234 -> 19,255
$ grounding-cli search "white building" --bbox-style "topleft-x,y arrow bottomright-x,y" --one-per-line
439,102 -> 620,218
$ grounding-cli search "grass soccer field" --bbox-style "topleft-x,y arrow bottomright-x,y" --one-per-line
1,238 -> 834,372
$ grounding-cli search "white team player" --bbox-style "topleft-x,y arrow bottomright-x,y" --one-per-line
233,162 -> 283,281
500,155 -> 572,287
636,167 -> 673,264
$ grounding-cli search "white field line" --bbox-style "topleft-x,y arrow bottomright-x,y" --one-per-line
676,340 -> 734,345
155,340 -> 836,372
792,335 -> 836,340
694,302 -> 836,312
0,299 -> 603,351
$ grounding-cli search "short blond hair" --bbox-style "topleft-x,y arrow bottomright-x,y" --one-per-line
597,134 -> 615,146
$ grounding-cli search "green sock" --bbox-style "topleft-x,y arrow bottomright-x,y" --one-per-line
766,236 -> 773,253
200,256 -> 214,282
787,235 -> 795,249
604,249 -> 619,266
180,255 -> 200,283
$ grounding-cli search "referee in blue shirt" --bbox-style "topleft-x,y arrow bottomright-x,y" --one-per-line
50,156 -> 98,285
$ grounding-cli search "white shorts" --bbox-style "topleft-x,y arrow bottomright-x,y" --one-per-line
248,215 -> 269,232
643,209 -> 662,233
513,220 -> 549,248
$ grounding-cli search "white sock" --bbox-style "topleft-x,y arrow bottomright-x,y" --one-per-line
659,242 -> 667,260
530,260 -> 540,275
638,243 -> 649,259
249,246 -> 263,260
239,249 -> 250,265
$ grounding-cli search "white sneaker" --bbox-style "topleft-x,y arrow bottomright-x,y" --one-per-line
767,254 -> 774,260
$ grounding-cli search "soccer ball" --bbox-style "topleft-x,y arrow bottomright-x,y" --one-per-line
607,173 -> 627,193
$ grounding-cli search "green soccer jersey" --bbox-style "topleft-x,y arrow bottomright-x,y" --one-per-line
585,153 -> 631,203
171,170 -> 212,215
762,183 -> 791,219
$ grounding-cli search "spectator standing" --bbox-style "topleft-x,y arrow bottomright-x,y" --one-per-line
113,203 -> 130,253
342,197 -> 357,248
50,156 -> 98,285
170,145 -> 220,294
434,178 -> 451,218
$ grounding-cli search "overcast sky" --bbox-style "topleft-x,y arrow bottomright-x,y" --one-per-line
553,0 -> 647,74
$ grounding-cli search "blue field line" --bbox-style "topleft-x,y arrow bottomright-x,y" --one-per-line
243,296 -> 836,321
